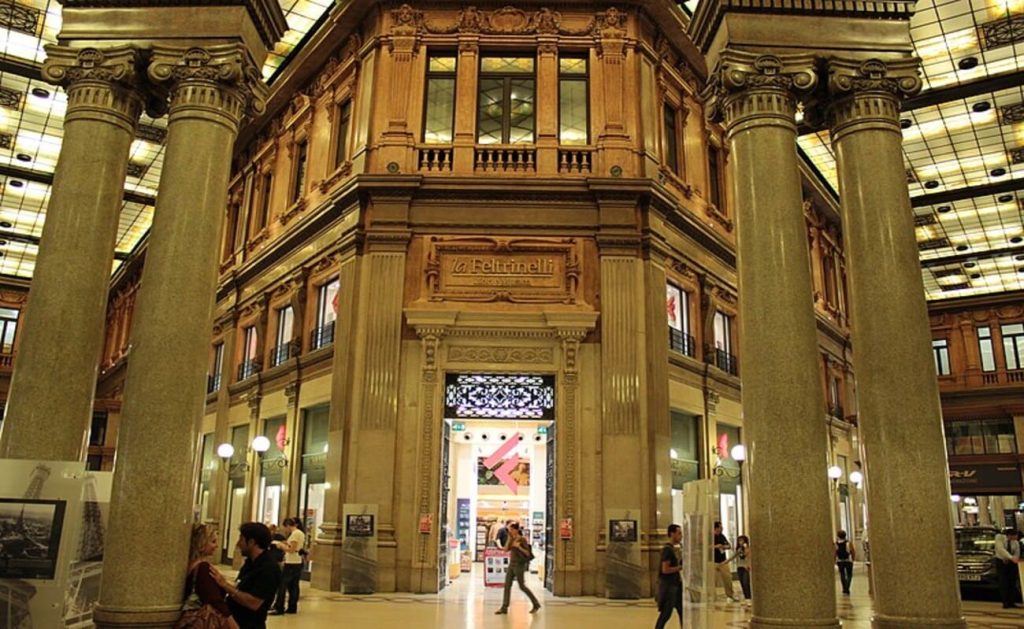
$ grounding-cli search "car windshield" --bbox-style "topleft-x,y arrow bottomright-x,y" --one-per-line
956,530 -> 996,553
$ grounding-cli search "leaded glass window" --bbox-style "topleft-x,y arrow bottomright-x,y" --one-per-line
334,100 -> 352,166
477,55 -> 536,145
292,141 -> 308,203
559,56 -> 588,145
444,373 -> 555,420
424,54 -> 456,144
663,104 -> 679,174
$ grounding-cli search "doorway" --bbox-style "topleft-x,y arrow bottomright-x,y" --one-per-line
438,372 -> 556,594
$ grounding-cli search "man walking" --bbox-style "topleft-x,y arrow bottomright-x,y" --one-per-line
270,517 -> 306,615
210,522 -> 281,629
495,522 -> 541,615
655,524 -> 683,629
835,530 -> 855,595
713,521 -> 736,601
995,528 -> 1021,609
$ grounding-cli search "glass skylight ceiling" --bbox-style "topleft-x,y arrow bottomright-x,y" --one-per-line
797,0 -> 1024,300
0,0 -> 333,280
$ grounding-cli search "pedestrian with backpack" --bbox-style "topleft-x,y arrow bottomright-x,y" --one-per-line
495,522 -> 541,615
835,530 -> 855,595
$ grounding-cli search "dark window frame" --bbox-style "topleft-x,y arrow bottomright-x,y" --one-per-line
291,141 -> 309,203
558,54 -> 590,146
663,102 -> 679,175
932,338 -> 951,376
423,53 -> 457,145
476,54 -> 537,145
334,99 -> 353,167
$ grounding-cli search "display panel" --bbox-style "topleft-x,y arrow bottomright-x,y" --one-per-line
0,499 -> 66,580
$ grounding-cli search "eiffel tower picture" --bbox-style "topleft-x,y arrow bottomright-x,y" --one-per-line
0,464 -> 52,629
63,474 -> 106,628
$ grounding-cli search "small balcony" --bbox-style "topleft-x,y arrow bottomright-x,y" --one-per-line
417,145 -> 453,172
310,321 -> 336,351
474,144 -> 536,173
207,373 -> 221,394
237,359 -> 260,381
708,348 -> 738,377
558,146 -> 594,174
269,340 -> 300,368
0,353 -> 13,370
668,327 -> 696,358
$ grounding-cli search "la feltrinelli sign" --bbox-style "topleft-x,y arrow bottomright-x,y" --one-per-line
425,236 -> 583,304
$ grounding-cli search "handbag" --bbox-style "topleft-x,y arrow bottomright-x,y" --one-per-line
174,605 -> 234,629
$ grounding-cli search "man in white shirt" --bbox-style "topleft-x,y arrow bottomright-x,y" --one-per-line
995,528 -> 1021,609
269,517 -> 306,615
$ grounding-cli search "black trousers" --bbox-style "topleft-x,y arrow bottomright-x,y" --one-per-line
998,560 -> 1020,607
655,581 -> 683,629
274,563 -> 302,612
837,561 -> 853,594
737,566 -> 751,600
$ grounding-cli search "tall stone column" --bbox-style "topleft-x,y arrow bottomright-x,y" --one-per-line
0,46 -> 142,460
827,57 -> 966,629
93,45 -> 264,628
705,50 -> 839,629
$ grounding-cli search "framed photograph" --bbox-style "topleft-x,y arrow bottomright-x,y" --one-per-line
609,519 -> 638,544
345,514 -> 374,538
0,498 -> 67,580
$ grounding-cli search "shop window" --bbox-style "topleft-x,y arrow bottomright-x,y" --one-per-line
708,143 -> 724,210
715,423 -> 744,540
666,282 -> 693,357
300,404 -> 329,577
932,338 -> 951,375
312,279 -> 339,350
257,416 -> 287,525
663,103 -> 680,175
477,56 -> 535,145
558,56 -> 588,145
1002,323 -> 1024,370
423,54 -> 456,144
978,326 -> 997,372
334,100 -> 352,166
271,305 -> 295,367
946,418 -> 1017,455
196,433 -> 216,522
224,424 -> 250,561
0,307 -> 18,353
291,141 -> 308,203
670,411 -> 701,489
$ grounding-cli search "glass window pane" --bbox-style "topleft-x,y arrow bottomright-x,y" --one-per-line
979,337 -> 996,372
335,101 -> 352,165
1002,324 -> 1024,335
481,57 -> 534,73
666,284 -> 682,331
1,322 -> 15,352
559,79 -> 587,145
424,78 -> 455,143
1004,335 -> 1021,370
429,56 -> 457,72
559,57 -> 587,74
508,78 -> 535,144
0,308 -> 19,319
663,104 -> 678,173
978,326 -> 991,339
477,78 -> 504,144
277,307 -> 294,345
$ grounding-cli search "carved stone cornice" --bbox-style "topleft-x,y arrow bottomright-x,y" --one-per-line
148,44 -> 267,130
702,50 -> 817,135
826,58 -> 923,140
42,45 -> 144,131
422,5 -> 602,36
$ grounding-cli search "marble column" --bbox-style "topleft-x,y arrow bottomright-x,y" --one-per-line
0,46 -> 142,460
93,45 -> 263,628
827,57 -> 966,629
706,50 -> 839,629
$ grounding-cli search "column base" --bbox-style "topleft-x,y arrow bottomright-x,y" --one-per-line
750,615 -> 841,628
93,604 -> 182,628
873,615 -> 967,629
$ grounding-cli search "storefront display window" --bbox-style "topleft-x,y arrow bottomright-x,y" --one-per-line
300,405 -> 329,578
257,416 -> 287,525
195,433 -> 215,522
224,424 -> 249,562
670,411 -> 701,525
716,423 -> 743,540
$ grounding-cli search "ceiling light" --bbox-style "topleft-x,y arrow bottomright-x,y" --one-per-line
956,245 -> 970,252
1012,236 -> 1024,244
964,261 -> 977,268
0,240 -> 6,246
991,167 -> 1007,177
972,101 -> 992,113
999,194 -> 1015,203
899,118 -> 913,129
8,180 -> 23,188
924,180 -> 940,189
970,273 -> 982,279
1017,255 -> 1024,261
1019,267 -> 1024,273
15,154 -> 30,162
0,222 -> 10,228
937,206 -> 952,213
30,88 -> 49,99
957,57 -> 979,70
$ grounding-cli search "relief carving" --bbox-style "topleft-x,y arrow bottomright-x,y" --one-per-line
423,5 -> 603,36
447,346 -> 554,364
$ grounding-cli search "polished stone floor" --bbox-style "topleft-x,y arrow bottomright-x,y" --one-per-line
255,565 -> 1021,628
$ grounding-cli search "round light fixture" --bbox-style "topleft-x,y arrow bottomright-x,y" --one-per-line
999,194 -> 1015,203
9,180 -> 24,188
963,261 -> 976,268
828,465 -> 843,480
937,205 -> 952,213
1016,254 -> 1024,261
990,167 -> 1007,177
0,222 -> 10,228
216,443 -> 235,459
251,435 -> 271,453
15,154 -> 30,162
31,87 -> 50,98
958,57 -> 979,70
924,180 -> 940,189
970,273 -> 981,279
730,444 -> 746,463
956,245 -> 969,252
849,470 -> 864,485
1011,236 -> 1023,244
972,101 -> 991,113
951,494 -> 962,503
899,118 -> 913,129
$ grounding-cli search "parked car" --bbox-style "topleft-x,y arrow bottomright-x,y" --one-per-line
955,526 -> 1000,596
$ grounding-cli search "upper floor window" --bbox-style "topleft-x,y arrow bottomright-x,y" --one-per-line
945,418 -> 1017,455
932,338 -> 951,376
424,55 -> 457,144
663,104 -> 680,175
240,325 -> 259,380
0,307 -> 18,353
292,142 -> 309,203
978,326 -> 997,372
477,56 -> 535,145
828,375 -> 842,414
712,310 -> 737,375
666,282 -> 693,357
257,172 -> 273,230
209,343 -> 224,393
822,255 -> 837,306
335,100 -> 353,166
708,144 -> 724,210
559,56 -> 588,145
273,305 -> 295,366
1002,323 -> 1024,370
312,279 -> 340,349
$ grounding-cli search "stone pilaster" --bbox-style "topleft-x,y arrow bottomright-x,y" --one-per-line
594,7 -> 631,173
207,309 -> 238,527
0,46 -> 143,461
705,49 -> 839,629
451,37 -> 479,174
379,3 -> 421,171
826,57 -> 966,629
94,44 -> 265,628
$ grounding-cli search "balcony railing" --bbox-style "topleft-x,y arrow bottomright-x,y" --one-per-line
418,145 -> 453,172
980,369 -> 1024,385
237,359 -> 260,381
0,353 -> 13,369
668,327 -> 696,358
310,321 -> 336,350
558,147 -> 594,174
709,348 -> 738,376
270,340 -> 300,368
474,145 -> 536,173
207,373 -> 222,394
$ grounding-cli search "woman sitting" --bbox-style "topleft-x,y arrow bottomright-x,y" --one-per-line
175,523 -> 238,629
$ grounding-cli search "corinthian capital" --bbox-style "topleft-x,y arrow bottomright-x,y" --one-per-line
702,50 -> 817,131
42,45 -> 143,128
827,57 -> 922,99
148,44 -> 267,125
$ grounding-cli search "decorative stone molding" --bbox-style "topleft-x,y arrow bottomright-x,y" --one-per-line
389,4 -> 422,56
422,5 -> 613,36
826,58 -> 923,140
284,381 -> 299,408
42,45 -> 145,130
703,50 -> 817,133
447,345 -> 554,364
414,325 -> 446,564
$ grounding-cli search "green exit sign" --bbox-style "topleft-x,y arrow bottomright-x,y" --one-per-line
537,426 -> 548,435
452,422 -> 466,432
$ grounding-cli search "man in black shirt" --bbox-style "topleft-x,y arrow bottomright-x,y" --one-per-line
713,521 -> 736,601
210,522 -> 282,629
655,524 -> 683,629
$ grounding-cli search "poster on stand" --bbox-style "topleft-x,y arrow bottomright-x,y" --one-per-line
340,504 -> 377,594
605,509 -> 643,599
63,472 -> 112,628
681,478 -> 716,629
0,459 -> 84,629
483,548 -> 510,587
